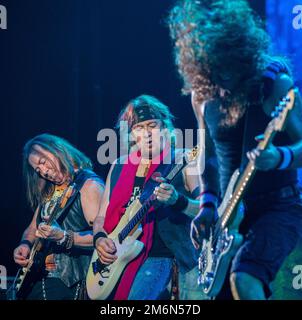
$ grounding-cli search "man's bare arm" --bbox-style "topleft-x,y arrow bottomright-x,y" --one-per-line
93,163 -> 115,235
21,207 -> 39,243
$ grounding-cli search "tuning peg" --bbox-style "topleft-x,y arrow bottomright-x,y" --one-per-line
271,111 -> 278,118
279,101 -> 286,107
282,97 -> 290,102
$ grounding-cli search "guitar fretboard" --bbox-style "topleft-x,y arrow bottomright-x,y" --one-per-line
215,116 -> 279,236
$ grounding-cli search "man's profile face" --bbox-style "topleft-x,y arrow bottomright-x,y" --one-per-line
131,119 -> 166,159
28,145 -> 66,185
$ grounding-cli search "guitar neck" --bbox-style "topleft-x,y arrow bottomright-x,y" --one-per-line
219,124 -> 277,229
219,161 -> 256,229
27,185 -> 73,263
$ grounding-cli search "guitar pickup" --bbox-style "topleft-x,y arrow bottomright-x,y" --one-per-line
92,259 -> 103,275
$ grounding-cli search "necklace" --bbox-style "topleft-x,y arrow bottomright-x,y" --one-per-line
43,182 -> 69,216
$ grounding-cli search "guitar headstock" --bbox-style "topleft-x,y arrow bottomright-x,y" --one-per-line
270,88 -> 295,132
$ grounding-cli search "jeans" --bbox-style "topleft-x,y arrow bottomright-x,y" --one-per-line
128,257 -> 173,300
179,266 -> 210,300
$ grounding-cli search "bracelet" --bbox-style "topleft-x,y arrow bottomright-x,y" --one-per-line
276,147 -> 294,170
62,230 -> 74,251
20,240 -> 33,250
199,190 -> 219,209
170,193 -> 189,212
93,231 -> 108,248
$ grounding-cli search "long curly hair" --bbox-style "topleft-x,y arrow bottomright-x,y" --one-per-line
168,0 -> 289,127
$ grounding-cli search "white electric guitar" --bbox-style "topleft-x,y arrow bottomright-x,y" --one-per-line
86,146 -> 199,300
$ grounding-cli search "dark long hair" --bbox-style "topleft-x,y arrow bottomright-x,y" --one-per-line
168,0 -> 291,127
23,133 -> 93,210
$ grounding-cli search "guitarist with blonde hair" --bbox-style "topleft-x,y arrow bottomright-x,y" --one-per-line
92,95 -> 201,300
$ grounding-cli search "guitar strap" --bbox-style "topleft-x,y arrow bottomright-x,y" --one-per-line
137,147 -> 182,204
240,61 -> 290,171
239,106 -> 251,172
36,169 -> 102,226
109,148 -> 181,205
56,169 -> 103,225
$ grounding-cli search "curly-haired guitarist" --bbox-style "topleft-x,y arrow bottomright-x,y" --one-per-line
169,0 -> 302,299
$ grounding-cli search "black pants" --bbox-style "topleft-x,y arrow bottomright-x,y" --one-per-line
26,278 -> 80,300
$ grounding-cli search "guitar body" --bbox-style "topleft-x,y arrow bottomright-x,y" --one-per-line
14,183 -> 75,300
15,243 -> 49,299
86,199 -> 145,300
198,169 -> 244,297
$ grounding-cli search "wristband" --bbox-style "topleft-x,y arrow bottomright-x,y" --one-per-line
93,231 -> 108,248
170,193 -> 189,212
20,240 -> 33,250
199,190 -> 219,209
276,147 -> 294,170
200,202 -> 217,210
191,186 -> 200,199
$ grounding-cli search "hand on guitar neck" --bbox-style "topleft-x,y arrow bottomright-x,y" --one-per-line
246,134 -> 282,171
35,218 -> 65,242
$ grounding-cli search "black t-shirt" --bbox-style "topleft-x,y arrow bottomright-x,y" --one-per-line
126,176 -> 145,208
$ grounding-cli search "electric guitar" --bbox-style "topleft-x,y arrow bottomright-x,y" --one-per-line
86,146 -> 199,300
198,88 -> 296,297
13,183 -> 75,299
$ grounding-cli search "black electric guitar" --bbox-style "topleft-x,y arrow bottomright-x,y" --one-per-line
198,88 -> 296,297
13,184 -> 75,299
